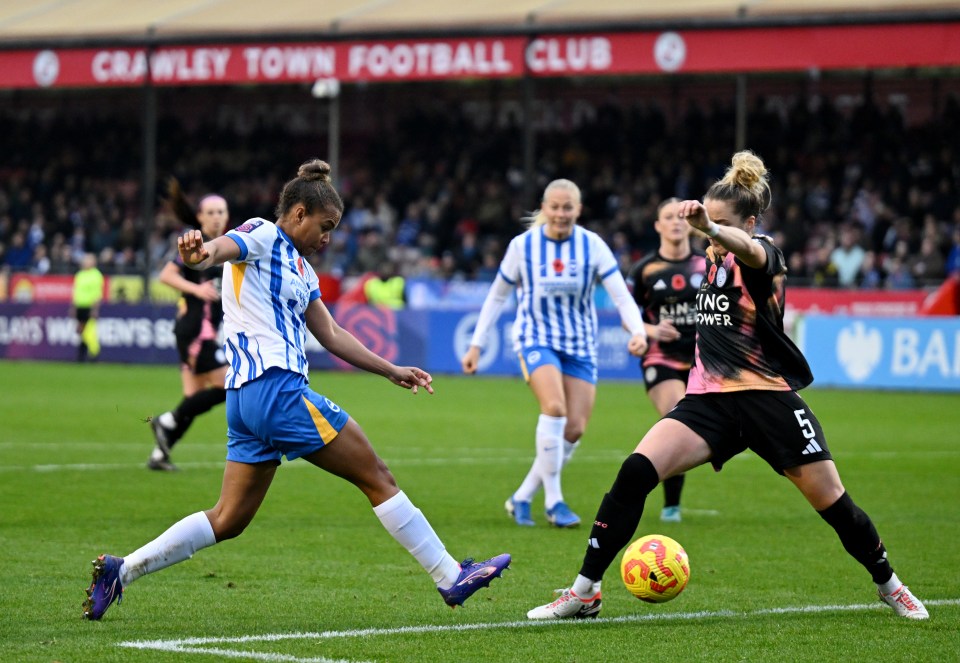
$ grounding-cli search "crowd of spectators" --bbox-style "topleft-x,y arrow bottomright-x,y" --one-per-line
2,81 -> 959,295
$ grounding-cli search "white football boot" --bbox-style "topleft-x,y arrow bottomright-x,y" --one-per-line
878,584 -> 929,620
527,588 -> 602,620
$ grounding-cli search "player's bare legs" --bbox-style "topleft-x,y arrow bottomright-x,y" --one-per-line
205,460 -> 278,540
305,417 -> 507,605
302,417 -> 398,506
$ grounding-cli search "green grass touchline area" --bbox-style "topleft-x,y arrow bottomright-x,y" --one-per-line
0,361 -> 957,662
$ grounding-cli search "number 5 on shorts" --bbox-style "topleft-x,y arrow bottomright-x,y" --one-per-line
794,409 -> 817,440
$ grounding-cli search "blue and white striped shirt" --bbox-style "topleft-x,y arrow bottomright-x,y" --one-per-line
496,224 -> 621,362
220,218 -> 321,389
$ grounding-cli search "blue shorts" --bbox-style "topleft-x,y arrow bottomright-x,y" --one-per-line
226,367 -> 350,464
518,346 -> 598,385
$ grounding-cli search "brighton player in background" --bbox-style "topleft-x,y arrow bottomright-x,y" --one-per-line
626,198 -> 706,523
528,151 -> 928,620
462,179 -> 648,529
83,160 -> 510,621
147,180 -> 230,471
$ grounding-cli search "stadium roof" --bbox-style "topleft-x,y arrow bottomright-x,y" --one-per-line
1,0 -> 957,43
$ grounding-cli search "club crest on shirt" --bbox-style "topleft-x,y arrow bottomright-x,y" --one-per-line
716,266 -> 727,287
234,220 -> 264,233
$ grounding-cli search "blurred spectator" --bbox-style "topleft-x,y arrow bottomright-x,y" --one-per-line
395,202 -> 423,248
857,250 -> 884,289
829,224 -> 866,287
49,237 -> 75,274
885,240 -> 917,289
2,231 -> 32,270
354,228 -> 389,275
30,244 -> 51,275
451,231 -> 480,278
787,251 -> 811,283
884,256 -> 915,289
911,235 -> 946,284
946,226 -> 960,276
363,260 -> 406,310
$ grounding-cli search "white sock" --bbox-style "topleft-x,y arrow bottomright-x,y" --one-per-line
562,438 -> 579,467
513,464 -> 542,503
373,491 -> 461,589
120,511 -> 216,587
877,572 -> 902,595
572,574 -> 601,597
158,411 -> 177,429
535,414 -> 566,509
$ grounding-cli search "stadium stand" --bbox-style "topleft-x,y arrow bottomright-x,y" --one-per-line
1,1 -> 958,293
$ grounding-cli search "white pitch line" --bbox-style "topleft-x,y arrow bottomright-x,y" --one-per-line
5,448 -> 959,474
0,453 -> 610,473
119,598 -> 960,662
680,508 -> 721,516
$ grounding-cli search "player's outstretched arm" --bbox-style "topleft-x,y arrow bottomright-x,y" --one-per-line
178,229 -> 240,270
602,269 -> 648,356
677,200 -> 766,268
305,298 -> 434,394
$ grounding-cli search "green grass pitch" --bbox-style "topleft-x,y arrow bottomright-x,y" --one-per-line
0,361 -> 957,662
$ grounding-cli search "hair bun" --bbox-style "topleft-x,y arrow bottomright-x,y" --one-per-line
297,159 -> 332,183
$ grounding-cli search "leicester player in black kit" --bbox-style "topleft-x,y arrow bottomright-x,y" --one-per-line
528,150 -> 928,621
628,198 -> 705,523
147,180 -> 231,471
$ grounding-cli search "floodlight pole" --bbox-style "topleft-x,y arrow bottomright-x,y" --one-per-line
735,74 -> 747,151
522,50 -> 536,207
312,79 -> 341,186
141,28 -> 158,298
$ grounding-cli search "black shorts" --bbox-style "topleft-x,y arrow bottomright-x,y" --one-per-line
75,307 -> 92,324
642,364 -> 690,391
176,336 -> 228,375
663,390 -> 832,474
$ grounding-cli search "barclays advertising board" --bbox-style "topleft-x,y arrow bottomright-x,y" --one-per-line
801,314 -> 960,391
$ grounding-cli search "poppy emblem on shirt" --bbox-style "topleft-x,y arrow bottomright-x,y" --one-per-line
552,258 -> 565,274
297,257 -> 306,277
671,274 -> 686,290
708,264 -> 718,283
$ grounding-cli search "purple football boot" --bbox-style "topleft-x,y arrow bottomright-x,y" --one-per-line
438,553 -> 511,608
82,554 -> 124,620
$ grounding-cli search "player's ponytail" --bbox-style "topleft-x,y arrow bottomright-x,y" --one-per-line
705,150 -> 771,222
276,159 -> 344,219
166,177 -> 200,229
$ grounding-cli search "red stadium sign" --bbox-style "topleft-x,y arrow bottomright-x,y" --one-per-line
2,22 -> 958,89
